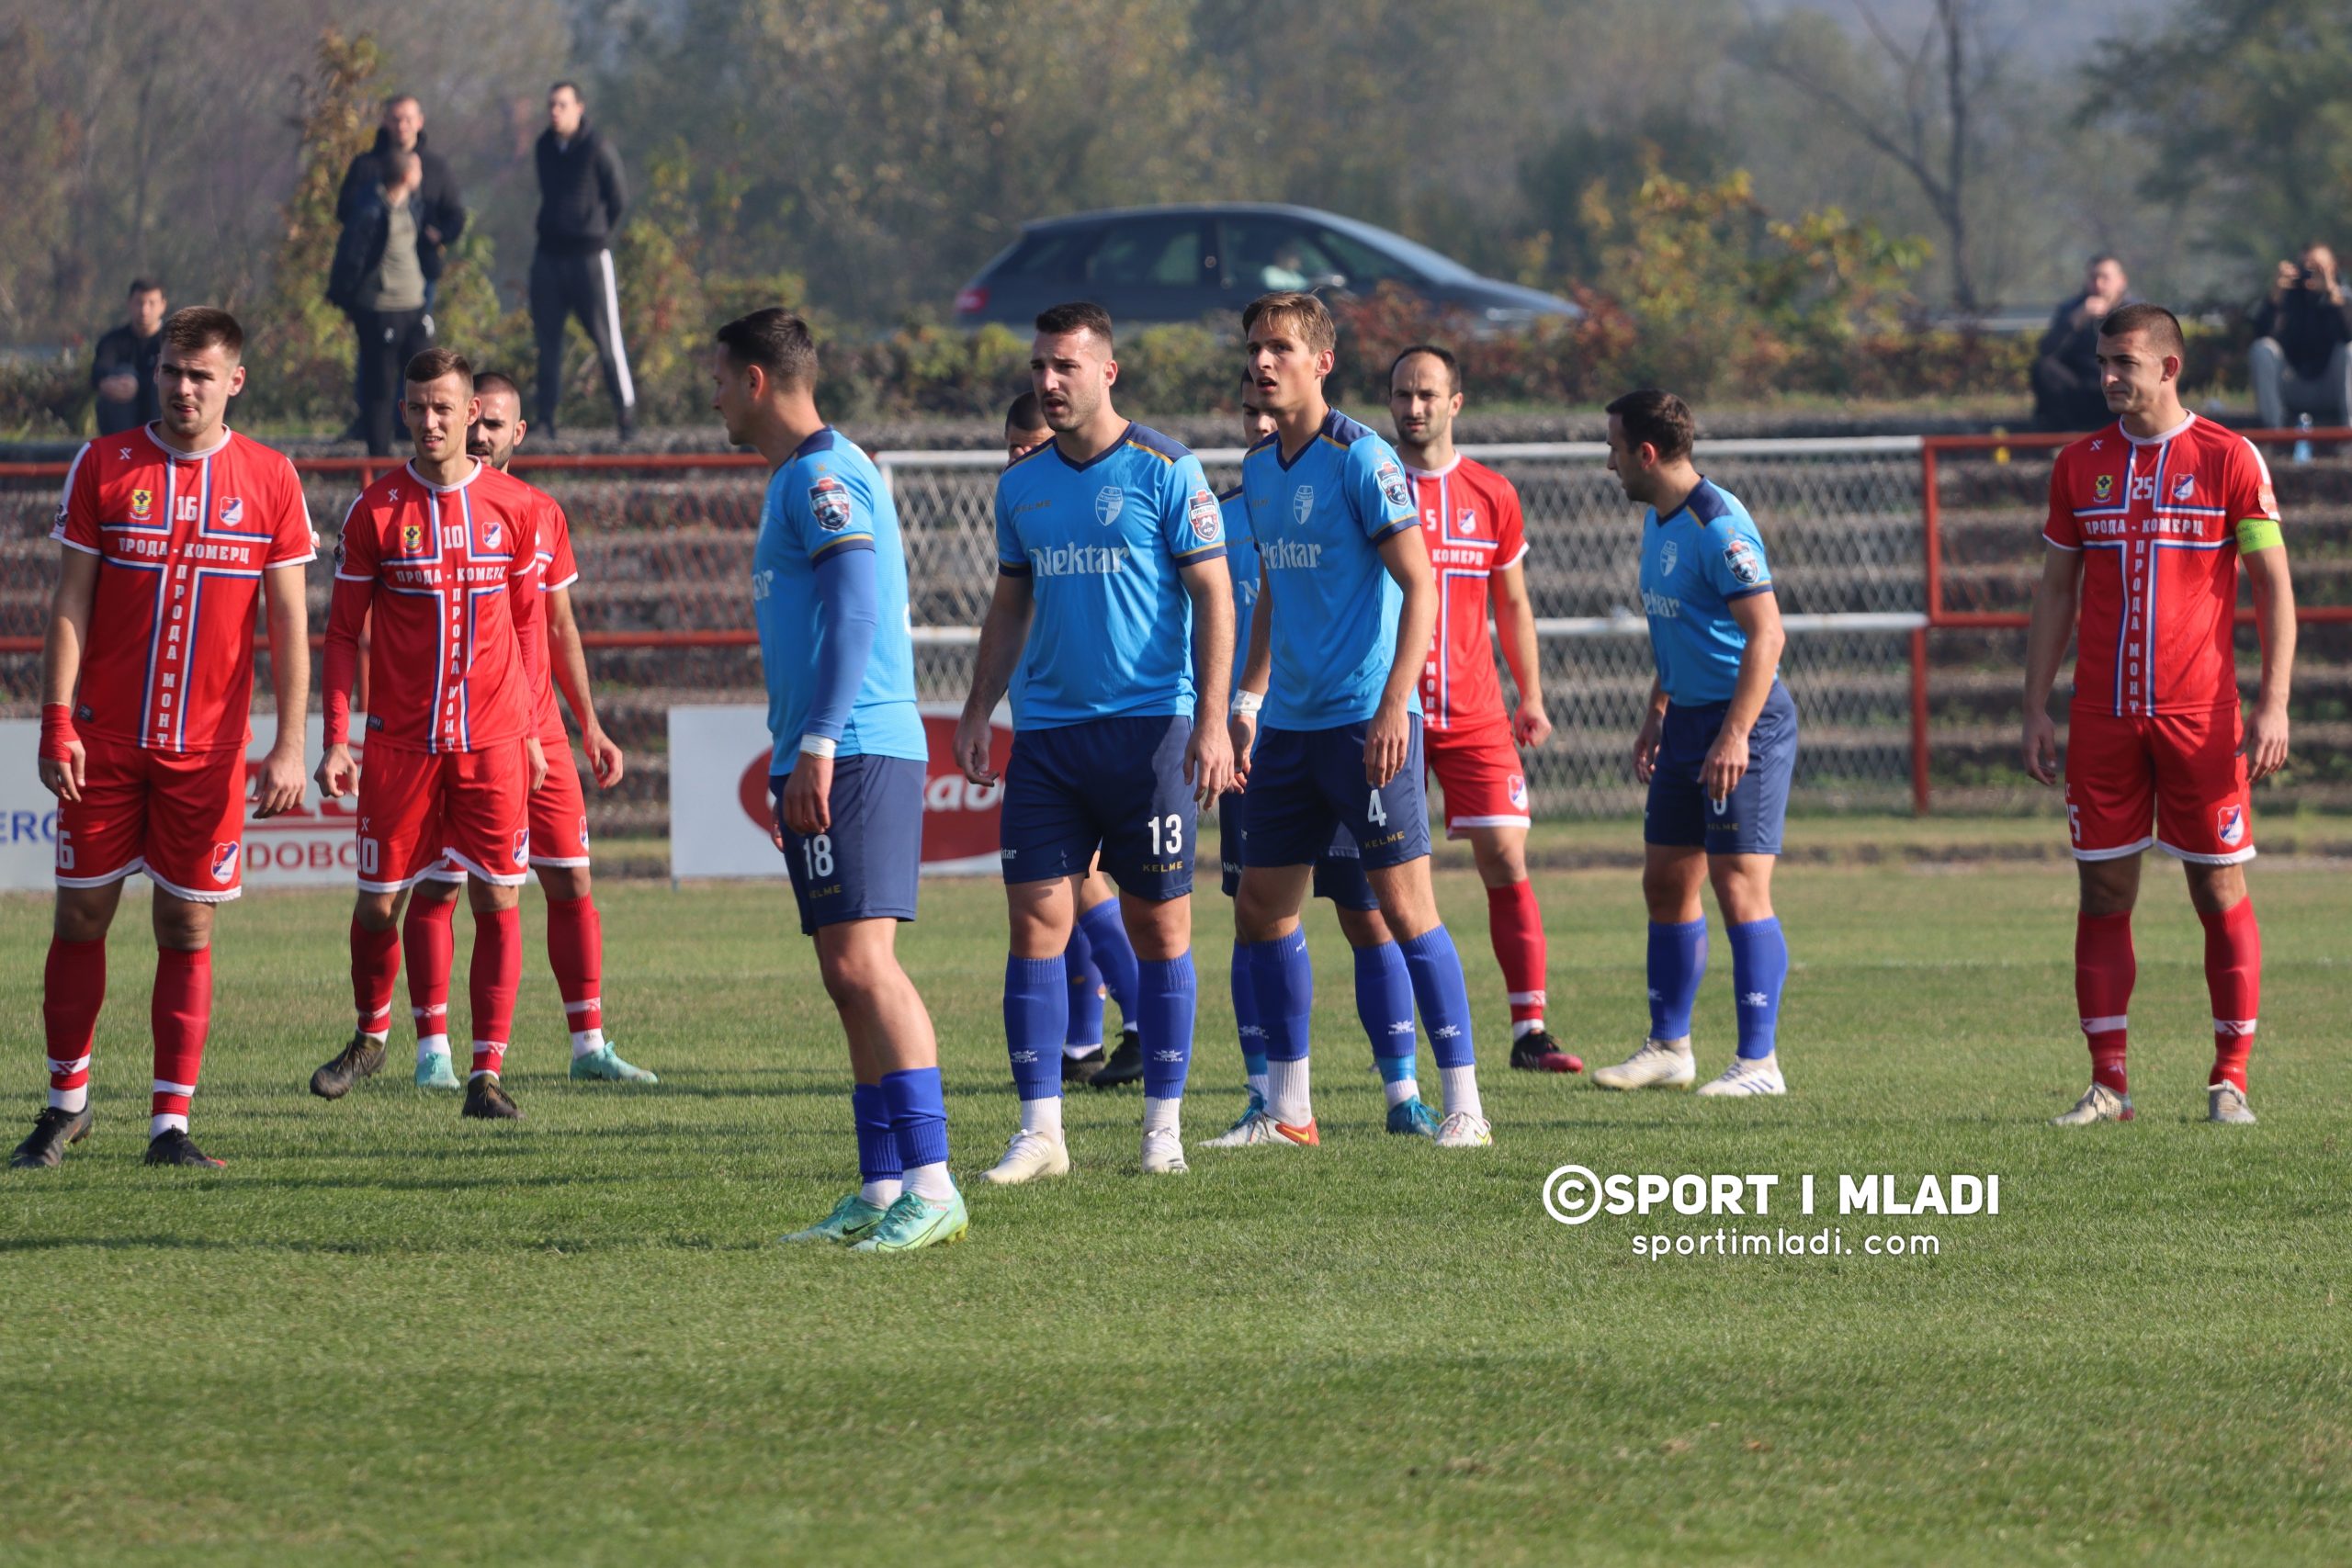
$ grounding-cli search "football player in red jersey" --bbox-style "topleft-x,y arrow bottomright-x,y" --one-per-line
310,347 -> 550,1122
2023,303 -> 2297,1127
1386,345 -> 1577,1075
14,308 -> 314,1170
390,371 -> 654,1089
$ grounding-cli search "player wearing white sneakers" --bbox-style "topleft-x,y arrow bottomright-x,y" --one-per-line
1589,390 -> 1797,1100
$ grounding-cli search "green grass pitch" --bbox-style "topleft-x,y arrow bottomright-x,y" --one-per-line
2,831 -> 2346,1564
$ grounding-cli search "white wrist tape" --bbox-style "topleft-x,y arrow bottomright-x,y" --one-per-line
797,735 -> 839,760
1231,691 -> 1264,717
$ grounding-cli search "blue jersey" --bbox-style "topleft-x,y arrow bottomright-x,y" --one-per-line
752,428 -> 926,769
1239,408 -> 1419,729
1221,486 -> 1257,694
995,422 -> 1225,731
1638,478 -> 1776,706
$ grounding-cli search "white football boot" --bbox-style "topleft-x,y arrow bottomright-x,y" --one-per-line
2051,1082 -> 2133,1125
976,1128 -> 1070,1185
1696,1053 -> 1786,1096
1141,1125 -> 1190,1174
2207,1082 -> 2256,1124
1590,1037 -> 1697,1091
1432,1111 -> 1493,1148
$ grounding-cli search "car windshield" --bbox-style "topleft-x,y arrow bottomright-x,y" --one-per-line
1315,213 -> 1478,283
1084,218 -> 1205,287
990,229 -> 1094,283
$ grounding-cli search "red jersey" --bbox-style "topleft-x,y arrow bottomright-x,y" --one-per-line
526,483 -> 581,743
324,460 -> 546,754
50,425 -> 315,753
1408,456 -> 1529,731
2043,414 -> 2277,717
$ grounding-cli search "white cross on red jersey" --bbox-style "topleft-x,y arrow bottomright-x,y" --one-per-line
1408,455 -> 1529,730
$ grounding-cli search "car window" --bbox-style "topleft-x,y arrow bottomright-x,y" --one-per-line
1217,218 -> 1344,292
1311,227 -> 1414,286
993,229 -> 1096,283
1085,219 -> 1205,288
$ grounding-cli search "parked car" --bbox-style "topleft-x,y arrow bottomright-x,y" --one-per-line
954,202 -> 1578,331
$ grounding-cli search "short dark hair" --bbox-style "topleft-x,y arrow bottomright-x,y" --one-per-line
1388,344 -> 1460,395
1005,391 -> 1045,432
473,369 -> 523,405
127,277 -> 164,299
384,93 -> 420,113
1035,301 -> 1114,351
716,308 -> 819,391
550,80 -> 582,99
1243,291 -> 1336,356
2087,253 -> 2121,270
404,345 -> 473,392
1605,388 -> 1696,463
2099,301 -> 2186,359
161,307 -> 242,361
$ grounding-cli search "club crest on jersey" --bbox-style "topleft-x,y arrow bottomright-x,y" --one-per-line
1658,540 -> 1679,578
1374,458 -> 1409,511
1186,487 -> 1221,542
210,842 -> 239,884
1094,485 -> 1125,527
1458,508 -> 1478,534
483,520 -> 502,550
130,488 -> 153,521
220,496 -> 245,527
1292,484 -> 1316,525
1723,537 -> 1766,587
808,475 -> 854,532
401,522 -> 424,553
1508,773 -> 1528,810
2171,474 -> 2197,503
512,829 -> 531,867
2216,804 -> 2245,848
2093,473 -> 2114,502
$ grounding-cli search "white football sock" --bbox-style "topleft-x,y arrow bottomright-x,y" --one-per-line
1143,1096 -> 1182,1138
362,1030 -> 390,1046
570,1028 -> 605,1060
903,1161 -> 956,1201
416,1032 -> 449,1066
1267,1056 -> 1312,1126
48,1084 -> 88,1114
150,1112 -> 188,1138
1018,1097 -> 1063,1137
1440,1064 -> 1483,1122
1511,1018 -> 1544,1041
858,1178 -> 902,1207
1383,1076 -> 1419,1109
1063,1042 -> 1101,1059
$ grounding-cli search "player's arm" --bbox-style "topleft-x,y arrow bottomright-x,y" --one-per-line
37,547 -> 100,803
318,511 -> 377,799
2241,536 -> 2296,784
546,583 -> 622,787
2019,545 -> 2083,787
1700,590 -> 1786,804
1177,558 -> 1237,804
1633,675 -> 1668,784
1370,524 -> 1438,786
1228,559 -> 1273,784
1488,558 -> 1551,748
255,562 -> 310,818
781,539 -> 881,836
956,571 -> 1033,785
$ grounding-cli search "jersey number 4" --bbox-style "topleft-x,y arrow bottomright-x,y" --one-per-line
1366,790 -> 1389,828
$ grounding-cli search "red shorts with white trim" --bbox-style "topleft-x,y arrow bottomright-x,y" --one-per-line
1424,718 -> 1531,838
2064,704 -> 2253,865
55,732 -> 247,901
355,741 -> 530,893
527,736 -> 591,867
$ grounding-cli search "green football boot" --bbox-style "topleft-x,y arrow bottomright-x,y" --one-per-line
571,1043 -> 658,1084
780,1192 -> 892,1246
415,1050 -> 462,1090
850,1189 -> 970,1255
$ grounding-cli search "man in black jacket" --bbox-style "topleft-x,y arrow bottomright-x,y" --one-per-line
2030,254 -> 2135,432
339,96 -> 467,299
2249,243 -> 2352,431
89,279 -> 167,435
531,81 -> 635,441
327,149 -> 434,456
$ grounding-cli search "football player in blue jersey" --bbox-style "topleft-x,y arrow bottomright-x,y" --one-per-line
714,309 -> 967,1252
1001,394 -> 1149,1089
956,303 -> 1238,1179
1210,291 -> 1492,1149
1214,378 -> 1434,1138
1589,389 -> 1796,1097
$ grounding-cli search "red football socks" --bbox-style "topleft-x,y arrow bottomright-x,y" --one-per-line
545,894 -> 605,1041
2199,897 -> 2260,1091
42,937 -> 105,1111
2075,911 -> 2134,1096
403,895 -> 457,1042
150,946 -> 211,1129
350,919 -> 401,1036
1485,878 -> 1549,1032
469,906 -> 522,1077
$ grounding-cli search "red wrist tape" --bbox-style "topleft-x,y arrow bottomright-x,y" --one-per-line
39,704 -> 77,761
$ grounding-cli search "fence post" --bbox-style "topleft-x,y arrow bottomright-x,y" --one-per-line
1909,626 -> 1930,816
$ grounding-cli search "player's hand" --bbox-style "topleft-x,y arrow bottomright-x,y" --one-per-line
37,741 -> 86,804
2021,709 -> 2061,786
1227,712 -> 1257,788
1185,715 -> 1238,807
582,727 -> 625,789
1632,712 -> 1664,785
2242,700 -> 2291,784
1512,697 -> 1554,750
254,740 -> 306,819
782,752 -> 833,836
1701,726 -> 1749,806
1364,696 -> 1412,787
315,742 -> 358,800
525,737 -> 548,793
955,706 -> 997,785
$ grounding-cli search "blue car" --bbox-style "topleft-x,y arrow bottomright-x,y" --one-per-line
954,202 -> 1578,331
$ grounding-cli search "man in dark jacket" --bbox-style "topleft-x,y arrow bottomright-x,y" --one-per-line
89,278 -> 167,435
2030,254 -> 2135,432
2249,243 -> 2352,430
328,149 -> 434,456
531,81 -> 635,441
337,96 -> 465,436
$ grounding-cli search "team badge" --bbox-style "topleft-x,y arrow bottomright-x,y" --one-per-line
1374,458 -> 1410,512
220,496 -> 244,527
1458,508 -> 1478,535
210,842 -> 240,885
1658,540 -> 1679,578
2172,474 -> 2197,503
1723,537 -> 1766,587
483,520 -> 502,550
578,815 -> 591,852
2093,474 -> 2114,502
512,828 -> 531,867
401,521 -> 424,554
130,488 -> 153,521
808,475 -> 854,532
1094,485 -> 1125,527
1508,773 -> 1528,810
1187,488 -> 1221,543
1292,484 -> 1316,525
2216,804 -> 2245,849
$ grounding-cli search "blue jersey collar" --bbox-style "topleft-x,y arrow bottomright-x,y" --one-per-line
1649,476 -> 1717,526
789,425 -> 838,461
1051,421 -> 1135,473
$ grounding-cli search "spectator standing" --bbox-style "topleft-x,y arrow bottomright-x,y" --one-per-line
2249,244 -> 2352,431
2030,254 -> 2136,432
531,81 -> 635,442
89,279 -> 167,435
327,148 -> 434,457
335,94 -> 468,437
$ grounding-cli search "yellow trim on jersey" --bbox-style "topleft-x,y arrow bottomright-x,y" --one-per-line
1003,440 -> 1057,472
2234,516 -> 2284,553
1121,439 -> 1179,466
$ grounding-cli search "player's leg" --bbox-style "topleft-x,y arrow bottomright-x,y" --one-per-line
2152,705 -> 2261,1123
1595,705 -> 1711,1090
1060,908 -> 1107,1082
1693,682 -> 1796,1098
978,730 -> 1084,1184
529,250 -> 569,434
533,752 -> 654,1084
1317,829 -> 1423,1132
1078,863 -> 1148,1087
443,745 -> 535,1121
1216,795 -> 1269,1116
2054,707 -> 2155,1125
403,871 -> 463,1089
315,744 -> 441,1100
1097,715 -> 1202,1171
133,744 -> 250,1164
1206,723 -> 1323,1148
1432,723 -> 1570,1072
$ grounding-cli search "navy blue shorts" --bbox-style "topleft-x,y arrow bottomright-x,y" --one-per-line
1645,681 -> 1797,856
1217,795 -> 1377,910
1000,715 -> 1194,901
1241,716 -> 1430,873
771,754 -> 925,936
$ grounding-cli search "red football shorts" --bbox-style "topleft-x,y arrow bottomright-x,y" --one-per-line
527,737 -> 591,867
55,732 -> 247,901
1424,718 -> 1532,838
2064,704 -> 2254,865
355,741 -> 530,893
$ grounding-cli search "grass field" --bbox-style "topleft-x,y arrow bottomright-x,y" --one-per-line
3,828 -> 2348,1565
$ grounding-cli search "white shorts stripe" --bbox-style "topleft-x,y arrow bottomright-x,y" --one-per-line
2155,839 -> 2257,866
442,847 -> 530,887
598,250 -> 636,410
2079,1015 -> 2128,1034
2070,835 -> 2154,863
